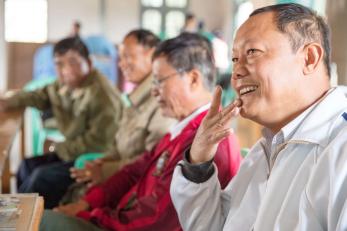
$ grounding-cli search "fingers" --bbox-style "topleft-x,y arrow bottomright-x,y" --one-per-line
216,104 -> 240,128
75,171 -> 91,183
204,98 -> 241,129
206,86 -> 222,119
69,167 -> 78,179
70,167 -> 91,182
207,128 -> 232,144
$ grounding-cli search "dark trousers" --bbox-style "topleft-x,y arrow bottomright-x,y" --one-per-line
17,152 -> 74,209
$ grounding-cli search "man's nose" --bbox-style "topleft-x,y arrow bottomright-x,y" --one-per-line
232,61 -> 248,80
61,65 -> 72,77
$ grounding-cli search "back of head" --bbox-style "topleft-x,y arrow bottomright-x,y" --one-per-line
53,37 -> 90,60
250,3 -> 331,77
124,29 -> 160,49
153,33 -> 216,91
185,13 -> 196,22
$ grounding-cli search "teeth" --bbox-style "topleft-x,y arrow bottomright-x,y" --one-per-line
239,86 -> 258,95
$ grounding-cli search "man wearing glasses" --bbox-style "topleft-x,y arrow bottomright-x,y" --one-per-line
39,33 -> 242,231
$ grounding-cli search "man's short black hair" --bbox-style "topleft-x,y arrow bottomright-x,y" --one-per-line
125,29 -> 160,49
53,37 -> 89,60
153,32 -> 216,91
250,3 -> 331,77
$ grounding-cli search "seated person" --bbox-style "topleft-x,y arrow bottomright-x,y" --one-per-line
62,29 -> 176,202
170,3 -> 347,231
0,37 -> 123,209
39,33 -> 242,231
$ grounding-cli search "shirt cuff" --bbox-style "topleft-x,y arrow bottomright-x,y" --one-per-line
178,147 -> 215,183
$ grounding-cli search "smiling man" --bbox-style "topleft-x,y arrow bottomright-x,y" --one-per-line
39,33 -> 241,231
0,37 -> 122,209
170,3 -> 347,231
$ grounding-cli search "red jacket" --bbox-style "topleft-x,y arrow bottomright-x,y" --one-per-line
77,110 -> 241,231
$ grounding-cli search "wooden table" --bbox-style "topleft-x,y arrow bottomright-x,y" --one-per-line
0,109 -> 24,193
0,193 -> 44,231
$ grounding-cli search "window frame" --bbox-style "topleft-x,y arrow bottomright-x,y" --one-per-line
140,0 -> 190,39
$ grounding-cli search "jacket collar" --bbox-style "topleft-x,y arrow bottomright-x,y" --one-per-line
169,103 -> 210,140
128,75 -> 153,107
288,87 -> 347,147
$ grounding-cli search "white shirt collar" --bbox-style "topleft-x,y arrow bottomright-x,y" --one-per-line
169,103 -> 211,141
262,88 -> 335,154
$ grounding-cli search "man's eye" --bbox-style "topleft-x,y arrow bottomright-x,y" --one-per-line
232,57 -> 238,63
247,49 -> 258,55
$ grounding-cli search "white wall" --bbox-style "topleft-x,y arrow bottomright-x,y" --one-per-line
327,0 -> 347,85
47,0 -> 102,42
190,0 -> 227,32
47,0 -> 140,44
105,0 -> 139,44
189,0 -> 275,44
0,0 -> 8,91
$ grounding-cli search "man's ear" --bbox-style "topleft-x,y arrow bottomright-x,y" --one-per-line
186,69 -> 202,90
303,42 -> 324,75
144,47 -> 156,64
145,47 -> 156,57
87,56 -> 93,69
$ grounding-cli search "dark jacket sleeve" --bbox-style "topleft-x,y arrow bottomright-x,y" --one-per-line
179,135 -> 241,189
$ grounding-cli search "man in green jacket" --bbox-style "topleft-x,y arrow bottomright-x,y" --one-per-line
0,37 -> 122,208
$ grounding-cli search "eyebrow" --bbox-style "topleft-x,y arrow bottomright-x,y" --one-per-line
232,39 -> 260,53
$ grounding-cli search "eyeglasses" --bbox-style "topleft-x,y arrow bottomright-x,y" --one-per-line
152,69 -> 185,87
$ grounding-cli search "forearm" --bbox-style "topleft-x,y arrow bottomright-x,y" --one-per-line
6,90 -> 50,110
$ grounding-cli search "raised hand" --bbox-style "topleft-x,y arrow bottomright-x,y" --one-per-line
189,86 -> 241,164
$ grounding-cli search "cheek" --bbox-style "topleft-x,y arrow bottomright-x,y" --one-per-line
79,62 -> 90,75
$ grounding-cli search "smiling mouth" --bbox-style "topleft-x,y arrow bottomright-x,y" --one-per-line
239,85 -> 258,96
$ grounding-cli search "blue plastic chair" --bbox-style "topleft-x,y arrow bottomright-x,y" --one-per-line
83,35 -> 118,85
32,44 -> 56,81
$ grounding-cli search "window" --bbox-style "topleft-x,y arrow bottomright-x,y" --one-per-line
140,0 -> 188,39
142,10 -> 162,35
165,11 -> 185,38
5,0 -> 47,43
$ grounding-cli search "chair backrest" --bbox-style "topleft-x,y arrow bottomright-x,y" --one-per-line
83,35 -> 118,85
32,44 -> 57,81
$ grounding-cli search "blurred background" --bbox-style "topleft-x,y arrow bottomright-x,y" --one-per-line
0,0 -> 346,150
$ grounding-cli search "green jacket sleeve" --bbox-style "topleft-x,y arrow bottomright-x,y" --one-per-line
6,84 -> 54,110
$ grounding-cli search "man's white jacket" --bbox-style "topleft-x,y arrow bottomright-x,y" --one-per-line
170,87 -> 347,231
